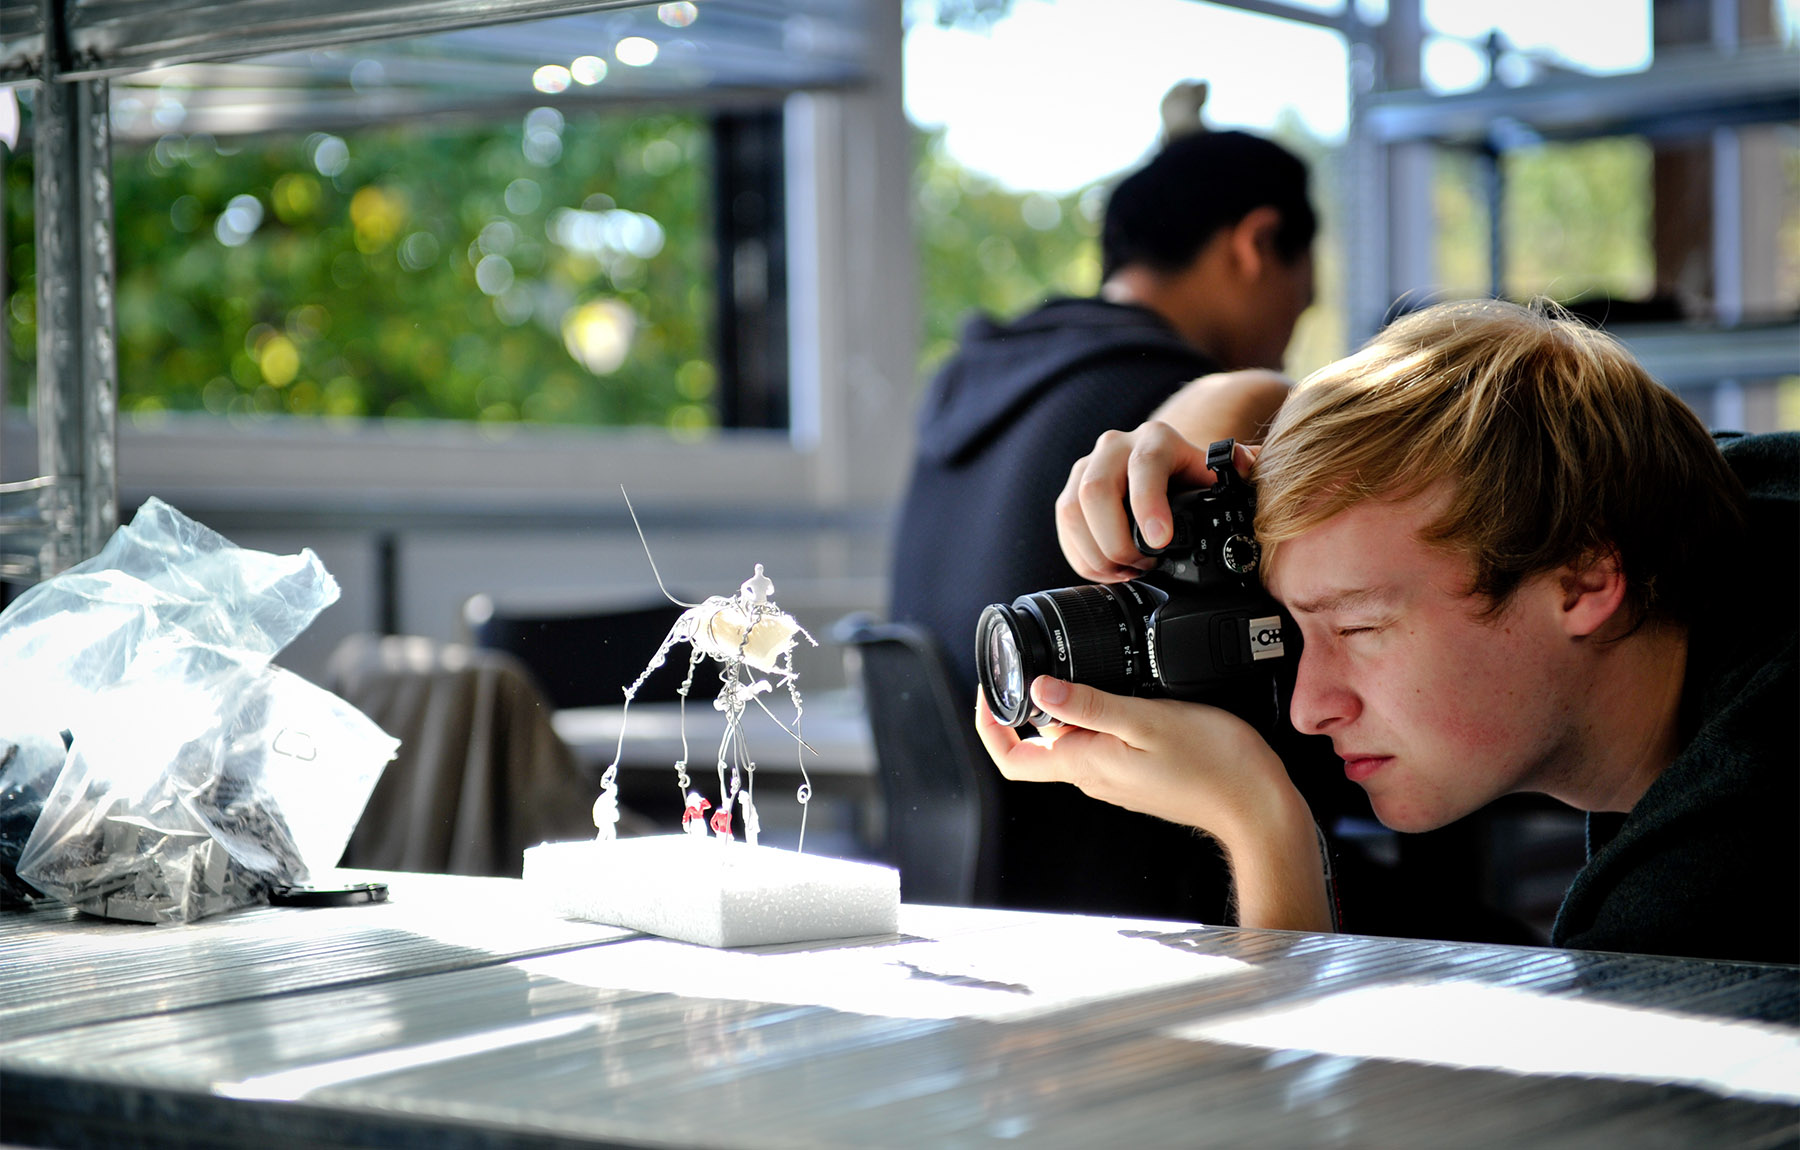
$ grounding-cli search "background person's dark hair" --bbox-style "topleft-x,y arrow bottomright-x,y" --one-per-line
1101,130 -> 1315,281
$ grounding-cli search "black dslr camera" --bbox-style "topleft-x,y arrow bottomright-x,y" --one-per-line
976,439 -> 1295,729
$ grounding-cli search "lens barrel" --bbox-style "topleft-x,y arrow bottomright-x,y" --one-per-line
976,583 -> 1161,728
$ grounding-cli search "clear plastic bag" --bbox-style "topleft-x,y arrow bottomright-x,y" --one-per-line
1,733 -> 64,906
0,498 -> 397,921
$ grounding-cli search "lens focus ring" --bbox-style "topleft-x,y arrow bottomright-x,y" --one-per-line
1039,586 -> 1131,689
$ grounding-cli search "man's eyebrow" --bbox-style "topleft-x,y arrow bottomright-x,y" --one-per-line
1283,586 -> 1399,615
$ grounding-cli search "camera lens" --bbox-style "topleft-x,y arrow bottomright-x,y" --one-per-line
984,618 -> 1025,719
976,583 -> 1160,728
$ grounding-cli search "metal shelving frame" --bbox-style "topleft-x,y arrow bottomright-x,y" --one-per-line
1340,0 -> 1799,406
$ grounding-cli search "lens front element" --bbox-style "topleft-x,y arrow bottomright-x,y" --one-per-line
985,616 -> 1024,719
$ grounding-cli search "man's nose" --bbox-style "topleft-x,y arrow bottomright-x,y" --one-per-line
1288,646 -> 1358,735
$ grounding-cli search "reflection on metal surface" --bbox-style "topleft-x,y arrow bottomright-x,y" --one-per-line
84,3 -> 872,141
0,477 -> 77,582
1172,978 -> 1800,1103
0,871 -> 633,1041
1,0 -> 868,85
515,914 -> 1252,1022
15,0 -> 121,585
218,1012 -> 599,1101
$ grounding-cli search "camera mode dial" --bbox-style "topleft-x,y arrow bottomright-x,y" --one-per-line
1221,533 -> 1260,575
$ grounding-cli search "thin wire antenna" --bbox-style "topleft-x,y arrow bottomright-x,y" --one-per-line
752,691 -> 819,758
621,485 -> 699,609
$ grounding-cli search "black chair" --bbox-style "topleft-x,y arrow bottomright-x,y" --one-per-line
463,592 -> 692,709
832,613 -> 998,905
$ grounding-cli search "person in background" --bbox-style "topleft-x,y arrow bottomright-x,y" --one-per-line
985,299 -> 1797,965
889,124 -> 1315,920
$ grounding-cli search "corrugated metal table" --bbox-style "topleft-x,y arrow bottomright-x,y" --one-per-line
2,870 -> 1796,1148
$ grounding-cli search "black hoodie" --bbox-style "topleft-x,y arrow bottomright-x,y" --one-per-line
1552,432 -> 1799,964
889,297 -> 1228,919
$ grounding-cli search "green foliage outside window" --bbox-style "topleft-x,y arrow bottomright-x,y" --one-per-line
1434,138 -> 1656,304
7,89 -> 1737,433
4,104 -> 716,432
912,125 -> 1103,381
1504,138 -> 1655,301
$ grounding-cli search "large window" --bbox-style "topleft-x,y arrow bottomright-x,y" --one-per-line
2,94 -> 795,437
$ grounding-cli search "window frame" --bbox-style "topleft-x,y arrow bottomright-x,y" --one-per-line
2,0 -> 919,588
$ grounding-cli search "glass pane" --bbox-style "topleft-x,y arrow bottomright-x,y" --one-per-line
104,108 -> 714,430
1502,136 -> 1653,305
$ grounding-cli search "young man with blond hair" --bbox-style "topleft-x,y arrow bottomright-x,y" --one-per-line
981,298 -> 1797,964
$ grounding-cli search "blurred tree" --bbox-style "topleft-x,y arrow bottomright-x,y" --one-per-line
5,103 -> 715,431
1433,137 -> 1655,306
4,95 -> 1702,432
1507,137 -> 1655,302
912,125 -> 1103,381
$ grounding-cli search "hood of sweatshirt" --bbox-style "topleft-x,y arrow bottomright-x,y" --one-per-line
915,297 -> 1210,466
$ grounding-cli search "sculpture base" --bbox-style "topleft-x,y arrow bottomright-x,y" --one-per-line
523,836 -> 900,948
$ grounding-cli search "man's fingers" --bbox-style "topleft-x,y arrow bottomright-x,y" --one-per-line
1077,429 -> 1160,571
1056,459 -> 1126,581
1122,422 -> 1216,553
1063,433 -> 1147,579
1028,676 -> 1149,744
975,693 -> 1067,783
1057,422 -> 1248,583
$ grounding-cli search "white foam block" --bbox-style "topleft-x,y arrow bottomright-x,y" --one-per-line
523,836 -> 900,948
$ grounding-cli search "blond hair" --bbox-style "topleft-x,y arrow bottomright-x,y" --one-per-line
1254,299 -> 1744,623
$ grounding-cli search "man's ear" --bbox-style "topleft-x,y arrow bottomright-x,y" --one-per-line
1226,205 -> 1283,282
1559,549 -> 1629,638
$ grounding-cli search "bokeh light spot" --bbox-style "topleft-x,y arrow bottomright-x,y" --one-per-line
350,185 -> 407,252
504,178 -> 543,215
310,134 -> 349,177
273,173 -> 321,223
398,231 -> 441,272
640,138 -> 680,176
1021,192 -> 1062,231
571,55 -> 608,85
532,64 -> 572,94
475,254 -> 516,296
615,37 -> 659,67
561,299 -> 636,375
214,193 -> 264,247
675,358 -> 715,400
258,334 -> 300,388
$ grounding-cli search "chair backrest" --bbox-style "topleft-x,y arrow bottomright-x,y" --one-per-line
832,613 -> 998,906
324,633 -> 596,877
463,593 -> 690,710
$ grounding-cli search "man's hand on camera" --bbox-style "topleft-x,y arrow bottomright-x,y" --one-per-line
1057,426 -> 1261,582
975,677 -> 1332,933
976,674 -> 1279,833
1055,368 -> 1287,583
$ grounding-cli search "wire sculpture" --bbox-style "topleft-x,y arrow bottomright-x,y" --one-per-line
593,491 -> 818,851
